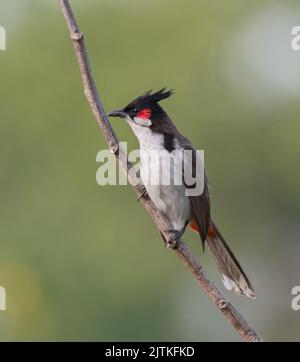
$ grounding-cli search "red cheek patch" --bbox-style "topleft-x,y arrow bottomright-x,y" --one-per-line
137,108 -> 151,119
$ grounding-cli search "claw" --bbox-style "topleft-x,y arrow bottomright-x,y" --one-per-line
159,231 -> 177,249
137,187 -> 148,202
164,228 -> 186,249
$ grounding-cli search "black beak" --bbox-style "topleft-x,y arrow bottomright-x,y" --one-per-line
107,110 -> 127,118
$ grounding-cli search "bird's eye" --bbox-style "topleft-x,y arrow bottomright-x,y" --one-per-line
133,108 -> 138,113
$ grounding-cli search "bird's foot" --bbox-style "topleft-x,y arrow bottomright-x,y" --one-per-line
162,228 -> 186,249
137,186 -> 149,202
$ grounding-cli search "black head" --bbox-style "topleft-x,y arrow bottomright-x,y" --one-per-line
107,88 -> 174,128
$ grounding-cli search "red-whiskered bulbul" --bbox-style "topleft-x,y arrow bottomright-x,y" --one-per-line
108,89 -> 255,299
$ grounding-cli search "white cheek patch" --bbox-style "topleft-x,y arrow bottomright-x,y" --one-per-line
133,117 -> 152,127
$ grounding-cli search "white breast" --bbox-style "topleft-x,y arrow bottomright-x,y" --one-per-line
128,119 -> 191,231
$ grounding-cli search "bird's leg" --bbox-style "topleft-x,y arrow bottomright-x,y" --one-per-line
137,185 -> 149,202
160,225 -> 187,249
159,231 -> 169,247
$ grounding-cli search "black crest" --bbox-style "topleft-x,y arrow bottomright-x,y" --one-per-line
125,88 -> 174,110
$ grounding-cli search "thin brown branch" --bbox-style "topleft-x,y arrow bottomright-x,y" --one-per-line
58,0 -> 263,342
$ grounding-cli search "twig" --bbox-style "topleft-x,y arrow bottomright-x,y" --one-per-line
58,0 -> 263,342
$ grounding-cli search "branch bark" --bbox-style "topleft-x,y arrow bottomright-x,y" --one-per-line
58,0 -> 263,342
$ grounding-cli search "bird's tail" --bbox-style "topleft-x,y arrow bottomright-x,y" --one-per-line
206,222 -> 255,299
189,219 -> 255,298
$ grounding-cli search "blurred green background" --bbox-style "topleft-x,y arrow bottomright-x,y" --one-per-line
0,0 -> 300,341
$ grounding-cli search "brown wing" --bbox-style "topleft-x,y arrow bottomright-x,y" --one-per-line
181,141 -> 255,298
182,143 -> 211,248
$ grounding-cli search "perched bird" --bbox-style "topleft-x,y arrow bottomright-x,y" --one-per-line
108,89 -> 255,299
